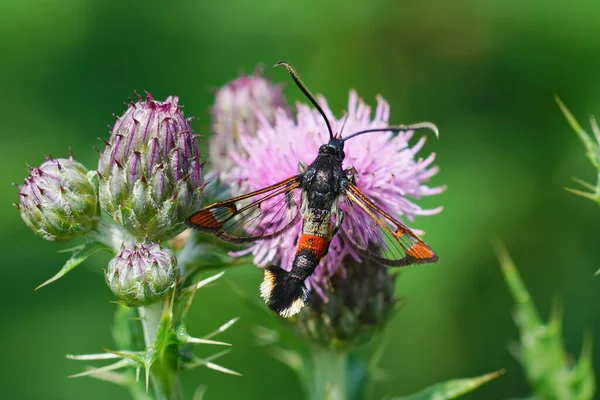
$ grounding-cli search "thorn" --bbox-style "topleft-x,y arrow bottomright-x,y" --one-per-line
68,147 -> 74,159
203,317 -> 240,340
19,192 -> 28,197
13,202 -> 20,210
66,352 -> 120,361
114,159 -> 123,169
99,137 -> 111,146
145,365 -> 150,393
93,146 -> 102,155
96,171 -> 103,179
134,90 -> 142,101
56,160 -> 62,170
187,337 -> 232,346
112,113 -> 120,120
60,185 -> 66,194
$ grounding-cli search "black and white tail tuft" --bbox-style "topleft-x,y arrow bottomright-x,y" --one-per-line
260,265 -> 311,318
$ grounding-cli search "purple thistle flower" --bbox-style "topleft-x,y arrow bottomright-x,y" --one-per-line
219,90 -> 443,295
105,242 -> 178,307
16,156 -> 99,241
98,93 -> 204,241
209,69 -> 288,175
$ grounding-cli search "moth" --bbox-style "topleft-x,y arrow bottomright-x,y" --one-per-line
186,61 -> 438,317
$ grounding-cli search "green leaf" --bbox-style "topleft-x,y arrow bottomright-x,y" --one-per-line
494,240 -> 596,400
153,294 -> 175,356
556,97 -> 600,204
390,370 -> 504,400
113,305 -> 145,351
35,241 -> 111,290
556,96 -> 600,168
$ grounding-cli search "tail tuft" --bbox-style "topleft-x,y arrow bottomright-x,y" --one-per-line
260,265 -> 311,318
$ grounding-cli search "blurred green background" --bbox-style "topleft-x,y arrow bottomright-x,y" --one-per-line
2,0 -> 600,398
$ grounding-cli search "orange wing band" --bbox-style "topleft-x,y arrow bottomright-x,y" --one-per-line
406,242 -> 435,259
187,210 -> 222,229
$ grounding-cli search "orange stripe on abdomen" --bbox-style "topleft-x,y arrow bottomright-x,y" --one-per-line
297,233 -> 329,258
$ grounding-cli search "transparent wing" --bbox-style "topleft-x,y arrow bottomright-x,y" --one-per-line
186,176 -> 302,243
341,183 -> 438,266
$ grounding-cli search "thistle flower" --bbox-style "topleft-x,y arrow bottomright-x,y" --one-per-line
98,93 -> 204,242
220,90 -> 443,294
209,69 -> 288,174
105,242 -> 178,307
16,156 -> 99,241
295,253 -> 398,349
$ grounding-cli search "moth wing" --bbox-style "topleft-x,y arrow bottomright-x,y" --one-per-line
186,176 -> 302,243
341,183 -> 438,266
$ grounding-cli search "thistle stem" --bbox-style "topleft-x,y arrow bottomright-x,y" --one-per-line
139,303 -> 163,346
139,302 -> 183,400
89,217 -> 137,251
309,347 -> 347,400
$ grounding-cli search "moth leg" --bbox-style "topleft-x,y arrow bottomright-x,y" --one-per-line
331,209 -> 344,238
298,160 -> 308,174
344,166 -> 357,184
324,210 -> 344,256
285,190 -> 296,221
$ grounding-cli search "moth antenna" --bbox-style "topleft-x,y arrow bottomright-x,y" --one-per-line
342,122 -> 439,142
274,61 -> 334,140
337,113 -> 350,139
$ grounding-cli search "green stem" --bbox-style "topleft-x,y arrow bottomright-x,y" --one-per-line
139,303 -> 183,400
89,217 -> 137,252
310,346 -> 348,400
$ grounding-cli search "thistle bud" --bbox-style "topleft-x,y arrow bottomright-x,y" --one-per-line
105,242 -> 178,307
209,69 -> 288,173
98,93 -> 204,241
16,157 -> 99,241
295,255 -> 398,349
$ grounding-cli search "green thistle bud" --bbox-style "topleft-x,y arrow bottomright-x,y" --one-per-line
105,242 -> 178,307
98,93 -> 204,241
16,157 -> 99,241
295,255 -> 398,349
209,69 -> 288,173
